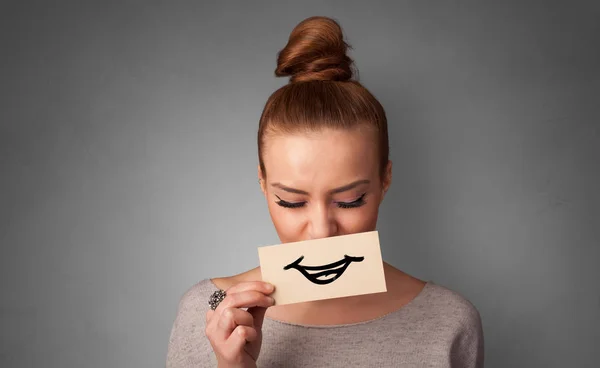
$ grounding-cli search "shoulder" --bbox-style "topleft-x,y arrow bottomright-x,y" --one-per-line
425,283 -> 481,319
176,278 -> 216,314
418,282 -> 483,333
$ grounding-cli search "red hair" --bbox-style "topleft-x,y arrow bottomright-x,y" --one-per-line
258,16 -> 389,180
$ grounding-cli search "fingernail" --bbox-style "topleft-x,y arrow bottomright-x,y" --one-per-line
269,297 -> 276,305
266,283 -> 275,292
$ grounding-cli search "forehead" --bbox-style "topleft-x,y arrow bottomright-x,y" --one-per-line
262,127 -> 379,186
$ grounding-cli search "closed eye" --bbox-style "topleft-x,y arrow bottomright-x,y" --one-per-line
275,195 -> 305,208
275,193 -> 367,209
336,193 -> 366,208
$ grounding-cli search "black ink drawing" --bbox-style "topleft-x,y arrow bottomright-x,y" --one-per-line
283,255 -> 365,285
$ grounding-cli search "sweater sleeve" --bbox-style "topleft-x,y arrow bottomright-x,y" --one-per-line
166,281 -> 217,368
450,303 -> 485,368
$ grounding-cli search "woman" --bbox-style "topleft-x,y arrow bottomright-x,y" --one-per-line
166,16 -> 484,368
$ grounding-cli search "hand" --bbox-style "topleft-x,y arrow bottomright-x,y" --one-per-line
205,281 -> 276,368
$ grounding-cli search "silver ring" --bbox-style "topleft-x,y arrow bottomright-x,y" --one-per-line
208,289 -> 227,310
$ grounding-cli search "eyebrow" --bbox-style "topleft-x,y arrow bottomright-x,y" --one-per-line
270,179 -> 370,195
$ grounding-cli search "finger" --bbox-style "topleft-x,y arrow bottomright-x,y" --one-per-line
218,308 -> 254,333
205,310 -> 215,335
216,290 -> 275,314
228,325 -> 258,351
216,307 -> 254,339
226,281 -> 275,296
206,309 -> 214,324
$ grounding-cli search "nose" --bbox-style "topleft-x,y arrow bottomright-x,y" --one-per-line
307,202 -> 338,240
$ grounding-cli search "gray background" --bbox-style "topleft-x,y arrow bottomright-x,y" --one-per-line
1,1 -> 599,367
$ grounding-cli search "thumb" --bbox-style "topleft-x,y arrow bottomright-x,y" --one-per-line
248,306 -> 269,330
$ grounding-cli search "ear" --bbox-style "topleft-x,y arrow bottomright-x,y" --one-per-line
380,160 -> 392,203
257,164 -> 266,196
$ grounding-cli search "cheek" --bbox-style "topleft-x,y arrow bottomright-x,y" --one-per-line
338,201 -> 380,233
267,202 -> 304,242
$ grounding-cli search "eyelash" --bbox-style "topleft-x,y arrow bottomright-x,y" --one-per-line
275,193 -> 367,209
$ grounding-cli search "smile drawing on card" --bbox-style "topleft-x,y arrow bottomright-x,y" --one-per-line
283,254 -> 365,285
258,231 -> 386,306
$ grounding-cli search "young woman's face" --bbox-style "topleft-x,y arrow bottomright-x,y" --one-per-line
259,127 -> 392,243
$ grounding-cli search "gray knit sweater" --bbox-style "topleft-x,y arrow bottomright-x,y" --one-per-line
166,279 -> 484,367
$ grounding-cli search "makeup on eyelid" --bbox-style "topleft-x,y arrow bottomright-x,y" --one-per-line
274,193 -> 367,208
275,191 -> 366,202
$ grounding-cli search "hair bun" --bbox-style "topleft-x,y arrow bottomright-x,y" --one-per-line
275,16 -> 354,83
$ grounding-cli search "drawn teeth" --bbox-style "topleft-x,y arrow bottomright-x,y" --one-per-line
317,274 -> 336,280
308,265 -> 344,275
